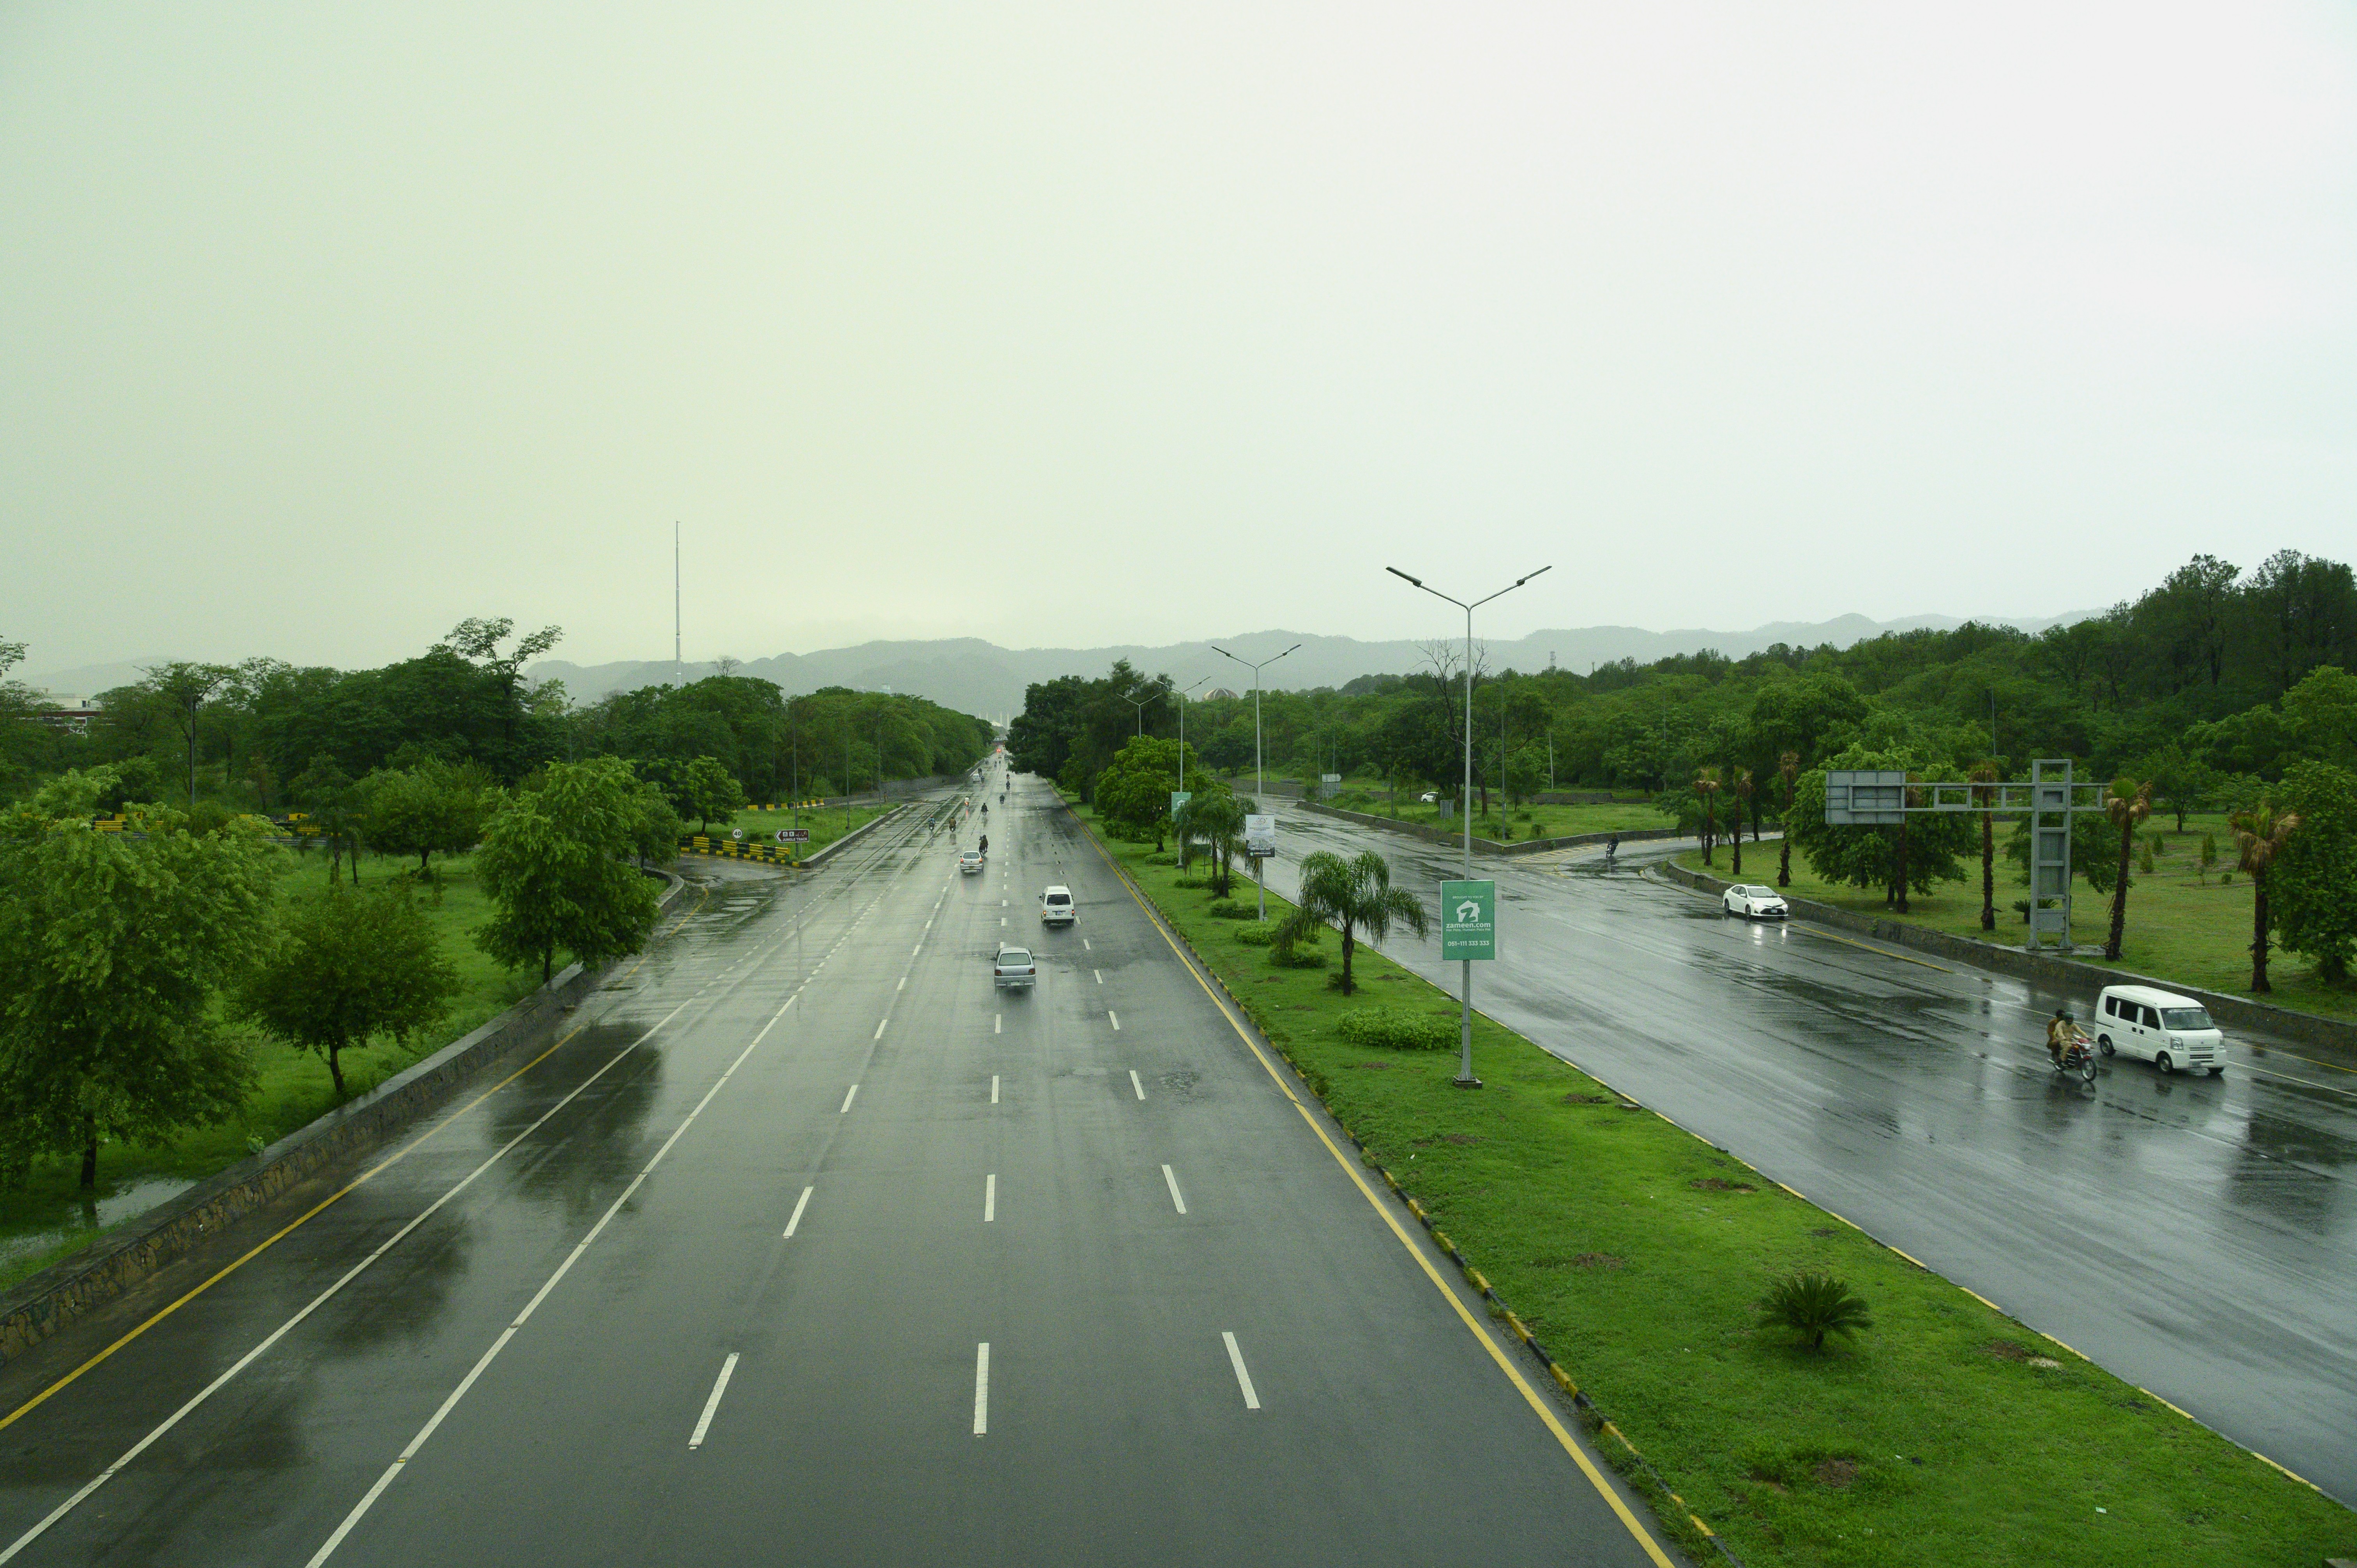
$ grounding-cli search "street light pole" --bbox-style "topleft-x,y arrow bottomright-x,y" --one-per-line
1386,564 -> 1552,1089
1212,643 -> 1300,923
1173,675 -> 1210,779
1124,680 -> 1167,740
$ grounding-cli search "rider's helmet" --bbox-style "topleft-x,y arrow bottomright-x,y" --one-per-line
2056,1008 -> 2074,1022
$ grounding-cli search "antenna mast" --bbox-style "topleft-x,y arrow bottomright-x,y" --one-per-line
674,521 -> 681,688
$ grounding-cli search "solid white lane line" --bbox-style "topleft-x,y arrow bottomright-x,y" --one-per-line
1109,1011 -> 1121,1031
972,1343 -> 990,1435
913,942 -> 922,955
783,1186 -> 814,1238
990,1075 -> 1000,1104
897,977 -> 906,991
983,1173 -> 997,1223
1130,1070 -> 1145,1101
1161,1164 -> 1187,1214
875,1018 -> 888,1040
839,1084 -> 859,1114
1094,969 -> 1103,984
1222,1333 -> 1262,1410
302,992 -> 788,1566
687,1353 -> 740,1449
2,991 -> 701,1567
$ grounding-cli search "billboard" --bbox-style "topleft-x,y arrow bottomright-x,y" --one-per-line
1440,879 -> 1497,960
1245,813 -> 1277,858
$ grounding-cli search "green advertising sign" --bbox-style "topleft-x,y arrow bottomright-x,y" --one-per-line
1170,790 -> 1192,821
1440,879 -> 1496,960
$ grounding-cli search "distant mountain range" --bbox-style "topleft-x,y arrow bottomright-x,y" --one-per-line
521,611 -> 2096,719
23,611 -> 2095,718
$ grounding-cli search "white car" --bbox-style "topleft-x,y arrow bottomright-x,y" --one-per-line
2094,984 -> 2224,1075
959,851 -> 984,875
1040,886 -> 1076,925
1722,884 -> 1789,920
993,945 -> 1036,990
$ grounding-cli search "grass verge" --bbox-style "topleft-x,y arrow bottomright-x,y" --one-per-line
1320,792 -> 1670,840
0,846 -> 544,1293
1073,805 -> 2355,1567
1679,818 -> 2357,1025
693,801 -> 899,857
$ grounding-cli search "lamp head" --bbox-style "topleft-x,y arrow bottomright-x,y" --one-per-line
1385,567 -> 1423,587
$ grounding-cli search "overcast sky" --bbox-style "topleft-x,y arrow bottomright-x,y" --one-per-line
5,3 -> 2354,679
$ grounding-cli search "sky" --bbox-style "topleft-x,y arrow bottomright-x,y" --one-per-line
5,2 -> 2355,680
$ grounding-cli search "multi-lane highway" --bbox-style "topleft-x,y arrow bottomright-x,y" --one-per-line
0,773 -> 1670,1567
1252,810 -> 2357,1505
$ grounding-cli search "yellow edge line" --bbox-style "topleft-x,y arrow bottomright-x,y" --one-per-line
0,884 -> 711,1436
1081,822 -> 1677,1568
1791,923 -> 1953,973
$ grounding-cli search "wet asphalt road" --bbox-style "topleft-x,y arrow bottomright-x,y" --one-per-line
1250,811 -> 2357,1505
0,776 -> 1669,1568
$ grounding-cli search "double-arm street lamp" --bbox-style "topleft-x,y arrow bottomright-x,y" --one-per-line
1172,675 -> 1210,776
1385,564 -> 1552,1088
1124,679 -> 1169,739
1210,642 -> 1300,801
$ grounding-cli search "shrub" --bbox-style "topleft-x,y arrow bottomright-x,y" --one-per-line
1758,1271 -> 1873,1352
1207,900 -> 1254,920
1273,946 -> 1328,969
1235,923 -> 1277,946
1173,874 -> 1209,889
1336,1006 -> 1455,1051
1146,852 -> 1177,866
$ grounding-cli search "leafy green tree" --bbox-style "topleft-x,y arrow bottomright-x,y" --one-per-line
475,757 -> 677,984
2102,779 -> 2152,961
1095,736 -> 1210,848
292,755 -> 362,885
640,754 -> 747,833
137,661 -> 237,810
1789,751 -> 1974,904
1776,751 -> 1799,888
2267,762 -> 2357,982
2232,805 -> 2301,992
1173,788 -> 1248,898
1275,850 -> 1429,995
2136,743 -> 2217,833
0,775 -> 274,1189
239,886 -> 459,1097
2282,664 -> 2357,768
1970,762 -> 2001,931
359,759 -> 489,877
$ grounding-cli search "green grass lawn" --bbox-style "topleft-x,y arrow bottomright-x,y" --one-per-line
1073,805 -> 2355,1568
1677,816 -> 2357,1025
0,844 -> 545,1293
1321,790 -> 1670,841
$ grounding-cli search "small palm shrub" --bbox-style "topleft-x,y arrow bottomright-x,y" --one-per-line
1336,1006 -> 1454,1051
1758,1271 -> 1873,1352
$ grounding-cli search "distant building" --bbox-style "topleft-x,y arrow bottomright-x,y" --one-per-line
1203,687 -> 1240,702
27,694 -> 103,733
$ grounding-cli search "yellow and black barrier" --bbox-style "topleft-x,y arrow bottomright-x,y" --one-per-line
678,834 -> 805,869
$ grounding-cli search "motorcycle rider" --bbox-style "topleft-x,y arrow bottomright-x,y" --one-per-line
2046,1007 -> 2088,1067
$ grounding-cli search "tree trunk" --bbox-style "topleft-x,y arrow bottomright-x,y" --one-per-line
2251,875 -> 2272,992
329,1042 -> 348,1099
1702,800 -> 1714,867
1341,924 -> 1357,995
2105,819 -> 2134,960
1778,834 -> 1792,888
1731,814 -> 1743,875
1894,820 -> 1911,913
80,1114 -> 98,1191
543,946 -> 555,985
1980,812 -> 1996,932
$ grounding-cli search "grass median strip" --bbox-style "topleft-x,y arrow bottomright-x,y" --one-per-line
1073,805 -> 2357,1568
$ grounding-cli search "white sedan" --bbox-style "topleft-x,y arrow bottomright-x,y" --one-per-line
1722,884 -> 1789,920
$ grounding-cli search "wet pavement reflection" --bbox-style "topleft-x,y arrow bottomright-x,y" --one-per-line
1256,814 -> 2357,1503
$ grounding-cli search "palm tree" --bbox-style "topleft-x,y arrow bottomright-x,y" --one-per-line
1694,768 -> 1721,867
1729,767 -> 1754,875
1277,849 -> 1429,994
1776,752 -> 1799,888
2103,778 -> 2153,960
2232,806 -> 2302,992
1176,790 -> 1249,898
1970,762 -> 2000,932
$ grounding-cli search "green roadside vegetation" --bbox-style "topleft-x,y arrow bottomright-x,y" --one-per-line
1677,816 -> 2357,1026
696,801 -> 899,857
1319,787 -> 1666,841
1069,799 -> 2355,1568
0,846 -> 546,1293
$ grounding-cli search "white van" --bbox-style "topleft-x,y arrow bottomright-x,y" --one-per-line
2093,984 -> 2224,1076
1040,886 -> 1076,926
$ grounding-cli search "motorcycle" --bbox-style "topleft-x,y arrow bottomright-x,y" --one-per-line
2051,1033 -> 2099,1084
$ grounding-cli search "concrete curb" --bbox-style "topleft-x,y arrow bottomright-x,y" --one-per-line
799,802 -> 910,869
0,867 -> 696,1368
1650,857 -> 2357,1060
1290,798 -> 1692,858
1062,801 -> 1742,1564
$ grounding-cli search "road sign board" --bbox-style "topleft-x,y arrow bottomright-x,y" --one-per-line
1246,814 -> 1277,858
1824,770 -> 1905,825
1440,880 -> 1496,960
776,829 -> 810,843
731,828 -> 745,841
1170,790 -> 1191,821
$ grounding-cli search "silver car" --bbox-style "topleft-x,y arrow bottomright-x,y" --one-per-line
993,945 -> 1036,990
